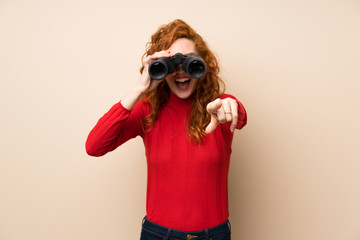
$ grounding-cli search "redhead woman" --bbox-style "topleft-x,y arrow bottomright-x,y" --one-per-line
86,19 -> 247,240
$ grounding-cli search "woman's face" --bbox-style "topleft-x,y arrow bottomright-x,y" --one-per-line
165,38 -> 198,99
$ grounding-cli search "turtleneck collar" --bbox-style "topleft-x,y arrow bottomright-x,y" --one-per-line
168,90 -> 194,107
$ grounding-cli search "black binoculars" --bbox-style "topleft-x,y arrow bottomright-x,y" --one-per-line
148,53 -> 207,80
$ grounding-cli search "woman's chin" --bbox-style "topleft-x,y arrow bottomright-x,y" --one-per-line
174,91 -> 192,99
173,85 -> 196,99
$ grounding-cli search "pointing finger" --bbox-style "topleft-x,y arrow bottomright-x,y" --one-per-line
205,114 -> 219,134
206,98 -> 222,114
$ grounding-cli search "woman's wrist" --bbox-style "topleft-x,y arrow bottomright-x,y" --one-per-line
121,86 -> 145,110
135,83 -> 148,97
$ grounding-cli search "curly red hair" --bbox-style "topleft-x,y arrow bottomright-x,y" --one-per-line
140,19 -> 225,144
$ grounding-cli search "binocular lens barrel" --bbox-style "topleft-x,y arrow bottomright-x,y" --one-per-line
148,62 -> 168,80
148,53 -> 206,80
185,60 -> 206,79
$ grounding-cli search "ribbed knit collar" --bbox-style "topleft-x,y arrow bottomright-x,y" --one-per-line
168,90 -> 194,108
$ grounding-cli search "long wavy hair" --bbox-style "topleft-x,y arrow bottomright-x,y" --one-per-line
140,19 -> 225,144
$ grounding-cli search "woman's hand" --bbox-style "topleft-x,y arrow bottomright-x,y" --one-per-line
205,98 -> 239,134
122,50 -> 172,110
136,50 -> 172,94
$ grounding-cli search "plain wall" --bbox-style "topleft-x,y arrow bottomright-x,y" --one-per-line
1,0 -> 359,239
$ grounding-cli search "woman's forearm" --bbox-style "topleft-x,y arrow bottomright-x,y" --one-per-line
121,85 -> 145,110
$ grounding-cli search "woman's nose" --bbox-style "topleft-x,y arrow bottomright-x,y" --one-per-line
174,64 -> 184,73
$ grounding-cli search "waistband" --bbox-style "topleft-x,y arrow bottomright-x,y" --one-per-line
141,216 -> 231,240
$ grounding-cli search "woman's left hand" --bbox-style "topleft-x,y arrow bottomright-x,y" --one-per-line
205,98 -> 239,134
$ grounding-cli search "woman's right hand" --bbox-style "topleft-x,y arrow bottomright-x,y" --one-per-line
121,50 -> 172,110
137,50 -> 172,94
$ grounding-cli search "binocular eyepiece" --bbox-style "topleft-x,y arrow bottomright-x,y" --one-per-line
148,53 -> 207,80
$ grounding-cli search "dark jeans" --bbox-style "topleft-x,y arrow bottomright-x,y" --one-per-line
140,216 -> 231,240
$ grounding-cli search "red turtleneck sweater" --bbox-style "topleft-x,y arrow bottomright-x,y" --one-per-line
86,92 -> 247,231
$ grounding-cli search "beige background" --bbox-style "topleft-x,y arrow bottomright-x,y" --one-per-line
1,0 -> 359,239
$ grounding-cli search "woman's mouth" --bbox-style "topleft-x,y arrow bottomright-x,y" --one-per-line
175,77 -> 191,90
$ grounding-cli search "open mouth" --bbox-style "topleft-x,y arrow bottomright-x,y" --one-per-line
175,77 -> 191,90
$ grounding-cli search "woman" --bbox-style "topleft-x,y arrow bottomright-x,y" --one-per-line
86,19 -> 247,240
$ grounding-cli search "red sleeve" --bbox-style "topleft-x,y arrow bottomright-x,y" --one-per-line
85,99 -> 147,157
220,94 -> 247,130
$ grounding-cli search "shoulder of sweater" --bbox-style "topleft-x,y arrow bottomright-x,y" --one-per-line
141,96 -> 149,101
137,96 -> 151,112
133,96 -> 149,106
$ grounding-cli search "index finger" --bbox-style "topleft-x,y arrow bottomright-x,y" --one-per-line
206,98 -> 222,114
143,50 -> 171,67
150,50 -> 171,60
